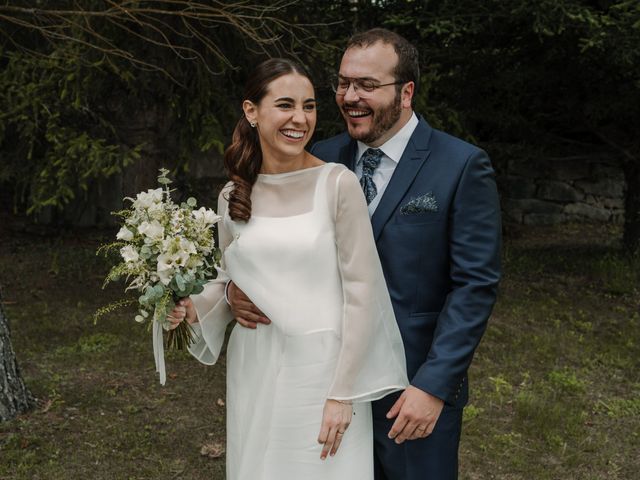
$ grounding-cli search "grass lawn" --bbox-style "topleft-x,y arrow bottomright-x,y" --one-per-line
0,223 -> 638,479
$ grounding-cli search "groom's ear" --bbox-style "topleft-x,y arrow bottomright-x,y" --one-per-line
401,82 -> 415,110
242,100 -> 257,125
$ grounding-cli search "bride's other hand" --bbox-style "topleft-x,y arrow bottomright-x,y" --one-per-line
228,281 -> 271,329
167,298 -> 197,329
317,399 -> 352,460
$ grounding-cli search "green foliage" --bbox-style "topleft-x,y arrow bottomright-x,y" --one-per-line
590,252 -> 640,295
0,49 -> 142,212
514,385 -> 588,441
55,333 -> 121,355
596,397 -> 640,418
488,374 -> 513,404
547,368 -> 587,395
462,404 -> 483,423
1,0 -> 639,249
92,298 -> 136,324
0,1 -> 316,215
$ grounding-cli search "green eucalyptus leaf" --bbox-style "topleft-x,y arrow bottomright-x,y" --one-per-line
153,284 -> 165,297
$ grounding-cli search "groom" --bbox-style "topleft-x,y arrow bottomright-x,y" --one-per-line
231,28 -> 501,479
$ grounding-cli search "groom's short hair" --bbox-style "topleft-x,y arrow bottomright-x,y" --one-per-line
346,28 -> 420,94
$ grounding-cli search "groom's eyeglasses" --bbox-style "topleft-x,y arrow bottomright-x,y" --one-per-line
332,75 -> 406,98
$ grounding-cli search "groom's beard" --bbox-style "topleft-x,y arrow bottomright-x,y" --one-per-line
343,91 -> 402,145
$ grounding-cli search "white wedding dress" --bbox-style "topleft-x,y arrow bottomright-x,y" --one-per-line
188,163 -> 408,480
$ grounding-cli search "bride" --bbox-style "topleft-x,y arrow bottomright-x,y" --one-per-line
168,58 -> 408,480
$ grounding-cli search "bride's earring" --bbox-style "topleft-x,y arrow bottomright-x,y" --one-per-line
249,121 -> 256,128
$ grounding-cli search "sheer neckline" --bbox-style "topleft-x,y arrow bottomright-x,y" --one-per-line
257,163 -> 327,182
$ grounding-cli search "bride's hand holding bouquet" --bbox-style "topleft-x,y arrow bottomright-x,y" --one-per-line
96,168 -> 221,384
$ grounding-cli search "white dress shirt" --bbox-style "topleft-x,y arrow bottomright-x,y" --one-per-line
355,113 -> 419,216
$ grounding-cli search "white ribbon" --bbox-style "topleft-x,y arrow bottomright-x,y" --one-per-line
153,320 -> 166,385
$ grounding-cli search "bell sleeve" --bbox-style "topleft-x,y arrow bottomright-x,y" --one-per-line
187,185 -> 235,365
327,168 -> 408,402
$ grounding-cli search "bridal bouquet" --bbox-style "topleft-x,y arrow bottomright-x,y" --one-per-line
96,168 -> 221,384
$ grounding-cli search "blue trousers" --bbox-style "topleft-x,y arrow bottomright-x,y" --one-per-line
372,393 -> 463,480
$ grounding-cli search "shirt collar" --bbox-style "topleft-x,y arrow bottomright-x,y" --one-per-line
356,112 -> 419,165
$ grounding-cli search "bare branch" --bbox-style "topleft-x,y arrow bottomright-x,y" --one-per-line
592,130 -> 638,165
0,0 -> 316,83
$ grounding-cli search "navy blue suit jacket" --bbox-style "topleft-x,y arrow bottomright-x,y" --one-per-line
311,117 -> 501,407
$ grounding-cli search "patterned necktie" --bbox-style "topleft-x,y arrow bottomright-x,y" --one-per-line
360,148 -> 383,205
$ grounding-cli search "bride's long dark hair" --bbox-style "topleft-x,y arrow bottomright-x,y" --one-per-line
224,58 -> 312,222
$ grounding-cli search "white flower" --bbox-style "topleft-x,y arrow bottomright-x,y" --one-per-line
179,238 -> 197,256
138,220 -> 164,240
161,237 -> 194,258
172,210 -> 185,223
186,256 -> 204,269
120,245 -> 139,263
192,207 -> 221,225
133,188 -> 163,209
146,201 -> 165,219
156,255 -> 174,286
116,227 -> 134,241
125,214 -> 140,227
155,237 -> 195,285
156,251 -> 187,285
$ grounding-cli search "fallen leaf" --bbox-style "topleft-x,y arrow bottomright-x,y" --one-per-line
40,399 -> 53,413
200,442 -> 225,458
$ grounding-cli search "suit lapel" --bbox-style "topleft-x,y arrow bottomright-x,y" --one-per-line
371,118 -> 433,241
338,140 -> 358,170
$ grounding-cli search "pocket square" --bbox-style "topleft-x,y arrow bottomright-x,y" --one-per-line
400,192 -> 438,215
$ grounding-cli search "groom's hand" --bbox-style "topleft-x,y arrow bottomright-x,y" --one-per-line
386,386 -> 444,444
228,281 -> 271,329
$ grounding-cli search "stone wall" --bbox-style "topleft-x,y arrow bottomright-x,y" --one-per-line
498,157 -> 625,225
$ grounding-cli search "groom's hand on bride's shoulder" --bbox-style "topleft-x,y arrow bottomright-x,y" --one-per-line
227,281 -> 271,329
386,386 -> 445,444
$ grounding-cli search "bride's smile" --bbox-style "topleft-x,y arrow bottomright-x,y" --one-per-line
243,72 -> 318,174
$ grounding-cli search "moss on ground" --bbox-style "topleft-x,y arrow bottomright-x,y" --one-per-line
0,224 -> 638,479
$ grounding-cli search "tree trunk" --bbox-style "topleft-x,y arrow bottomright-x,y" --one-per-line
0,286 -> 34,422
622,160 -> 640,255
